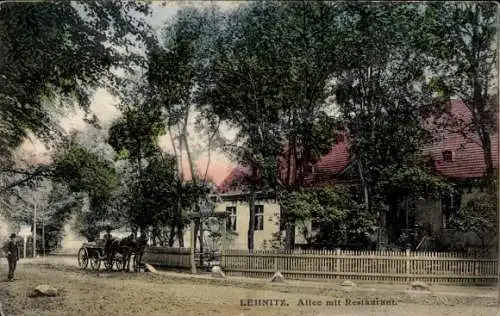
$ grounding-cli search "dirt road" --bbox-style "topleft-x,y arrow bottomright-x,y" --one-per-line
0,258 -> 497,316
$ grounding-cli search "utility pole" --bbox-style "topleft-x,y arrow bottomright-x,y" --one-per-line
33,203 -> 36,258
190,219 -> 196,274
42,210 -> 45,257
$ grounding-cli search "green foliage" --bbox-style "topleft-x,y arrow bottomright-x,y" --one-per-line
279,186 -> 377,246
0,1 -> 152,157
422,2 -> 497,179
148,7 -> 216,118
43,183 -> 82,250
380,159 -> 454,199
108,105 -> 165,162
4,2 -> 495,248
450,191 -> 498,250
274,1 -> 342,184
116,148 -> 130,160
53,138 -> 117,202
331,3 -> 452,220
130,153 -> 179,229
196,2 -> 285,189
52,136 -> 117,239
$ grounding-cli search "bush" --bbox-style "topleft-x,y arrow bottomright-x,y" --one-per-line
449,191 -> 497,254
279,186 -> 378,248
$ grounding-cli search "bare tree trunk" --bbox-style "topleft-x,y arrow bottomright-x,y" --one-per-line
177,224 -> 184,247
151,227 -> 158,246
168,126 -> 186,248
180,105 -> 205,263
248,182 -> 256,252
480,126 -> 495,190
168,126 -> 182,179
168,226 -> 176,246
285,130 -> 295,186
183,133 -> 196,183
183,132 -> 203,260
357,161 -> 370,210
193,219 -> 199,247
203,121 -> 219,182
284,145 -> 303,251
199,219 -> 204,258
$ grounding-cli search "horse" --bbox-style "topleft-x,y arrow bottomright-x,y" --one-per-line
110,233 -> 149,272
106,235 -> 136,272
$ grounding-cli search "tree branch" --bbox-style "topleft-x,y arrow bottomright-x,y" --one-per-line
0,166 -> 53,193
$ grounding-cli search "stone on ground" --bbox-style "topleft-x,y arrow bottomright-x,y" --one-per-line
145,263 -> 158,274
269,271 -> 285,283
211,266 -> 226,278
0,302 -> 5,316
31,284 -> 59,297
341,280 -> 356,287
410,281 -> 430,291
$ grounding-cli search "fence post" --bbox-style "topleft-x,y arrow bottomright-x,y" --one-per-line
406,248 -> 411,283
273,253 -> 278,272
335,248 -> 340,279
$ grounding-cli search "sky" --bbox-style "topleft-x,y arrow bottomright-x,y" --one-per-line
16,1 -> 245,185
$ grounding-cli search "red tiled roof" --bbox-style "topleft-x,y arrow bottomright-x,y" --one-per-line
423,100 -> 498,179
218,139 -> 352,193
302,139 -> 351,185
424,133 -> 498,179
217,165 -> 251,193
218,100 -> 498,192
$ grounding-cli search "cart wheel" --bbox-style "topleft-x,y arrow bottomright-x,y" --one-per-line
115,257 -> 125,271
104,257 -> 114,271
77,248 -> 89,270
90,252 -> 101,271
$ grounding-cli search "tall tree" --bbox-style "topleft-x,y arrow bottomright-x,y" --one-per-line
147,6 -> 223,250
423,3 -> 498,187
274,1 -> 341,187
52,135 -> 118,240
198,2 -> 345,250
197,2 -> 286,251
268,1 -> 342,250
333,3 -> 449,244
0,1 -> 152,159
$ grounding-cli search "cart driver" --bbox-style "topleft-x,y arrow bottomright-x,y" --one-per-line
104,227 -> 113,259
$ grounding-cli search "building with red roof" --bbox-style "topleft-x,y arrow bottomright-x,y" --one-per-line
423,99 -> 498,179
214,100 -> 498,250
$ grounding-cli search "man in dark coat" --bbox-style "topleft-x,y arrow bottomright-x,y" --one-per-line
3,233 -> 19,281
103,227 -> 113,261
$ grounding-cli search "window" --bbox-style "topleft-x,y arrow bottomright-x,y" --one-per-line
441,192 -> 461,229
442,150 -> 453,162
254,205 -> 264,231
226,206 -> 237,231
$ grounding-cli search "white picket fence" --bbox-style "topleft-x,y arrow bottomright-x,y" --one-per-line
221,249 -> 497,285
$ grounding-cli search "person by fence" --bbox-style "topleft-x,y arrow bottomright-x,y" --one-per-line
3,233 -> 19,281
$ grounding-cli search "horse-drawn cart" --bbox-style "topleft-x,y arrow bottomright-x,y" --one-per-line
77,239 -> 126,271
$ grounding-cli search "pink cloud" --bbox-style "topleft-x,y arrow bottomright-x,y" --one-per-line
178,157 -> 235,185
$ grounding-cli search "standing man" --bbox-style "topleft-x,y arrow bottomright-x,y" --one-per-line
3,233 -> 19,281
103,227 -> 113,261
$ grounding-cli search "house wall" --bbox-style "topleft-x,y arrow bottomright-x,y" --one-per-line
414,199 -> 442,234
176,187 -> 489,251
415,187 -> 483,235
413,188 -> 497,253
180,199 -> 283,250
